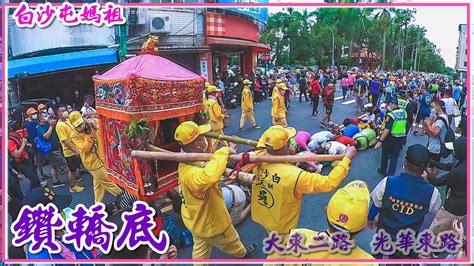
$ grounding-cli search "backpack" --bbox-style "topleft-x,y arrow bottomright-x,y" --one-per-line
436,116 -> 455,158
353,128 -> 377,151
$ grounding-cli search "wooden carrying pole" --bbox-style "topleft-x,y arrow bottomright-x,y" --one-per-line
132,150 -> 345,163
203,132 -> 258,147
147,145 -> 255,183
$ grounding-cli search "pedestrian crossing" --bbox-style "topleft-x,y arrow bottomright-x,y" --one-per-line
342,99 -> 355,105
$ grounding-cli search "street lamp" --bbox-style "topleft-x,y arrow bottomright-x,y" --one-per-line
401,41 -> 419,71
326,25 -> 335,66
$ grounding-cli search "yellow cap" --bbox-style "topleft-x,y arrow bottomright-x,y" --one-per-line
276,79 -> 282,84
68,111 -> 85,128
174,121 -> 211,145
243,79 -> 252,85
205,82 -> 210,88
261,126 -> 296,150
207,85 -> 221,93
277,83 -> 288,90
327,180 -> 370,233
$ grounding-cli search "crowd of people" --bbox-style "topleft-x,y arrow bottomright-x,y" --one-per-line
199,65 -> 467,261
6,63 -> 468,262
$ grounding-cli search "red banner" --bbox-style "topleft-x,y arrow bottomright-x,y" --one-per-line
206,13 -> 259,43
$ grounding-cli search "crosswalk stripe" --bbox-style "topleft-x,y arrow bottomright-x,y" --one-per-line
334,96 -> 344,101
342,99 -> 355,105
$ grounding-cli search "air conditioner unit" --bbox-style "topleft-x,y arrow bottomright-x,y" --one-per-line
150,16 -> 171,33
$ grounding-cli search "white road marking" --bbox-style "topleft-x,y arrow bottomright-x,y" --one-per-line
342,99 -> 355,105
334,96 -> 344,101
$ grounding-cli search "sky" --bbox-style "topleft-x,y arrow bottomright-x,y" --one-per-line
266,4 -> 467,68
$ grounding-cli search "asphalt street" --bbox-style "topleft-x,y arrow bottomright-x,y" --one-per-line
9,86 -> 452,261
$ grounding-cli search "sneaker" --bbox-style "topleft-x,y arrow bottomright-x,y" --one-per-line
320,122 -> 326,128
52,181 -> 66,188
75,176 -> 84,182
243,243 -> 257,258
239,128 -> 245,132
253,125 -> 261,129
69,184 -> 84,193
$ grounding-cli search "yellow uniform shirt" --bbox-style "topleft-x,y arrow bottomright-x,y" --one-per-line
207,97 -> 224,131
272,93 -> 286,118
276,228 -> 377,265
178,147 -> 232,238
70,121 -> 105,172
252,157 -> 351,234
241,87 -> 253,111
55,120 -> 76,158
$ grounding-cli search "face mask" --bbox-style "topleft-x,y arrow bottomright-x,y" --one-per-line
387,106 -> 394,112
32,114 -> 38,120
430,109 -> 436,115
75,91 -> 79,96
62,111 -> 69,118
44,117 -> 49,123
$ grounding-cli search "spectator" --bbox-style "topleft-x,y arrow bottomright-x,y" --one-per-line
320,81 -> 335,127
72,89 -> 82,110
413,86 -> 433,136
424,100 -> 448,177
440,91 -> 456,128
81,95 -> 97,117
55,106 -> 85,193
36,112 -> 67,188
309,75 -> 321,116
298,74 -> 308,102
24,107 -> 48,180
8,120 -> 43,191
426,136 -> 466,239
340,74 -> 349,100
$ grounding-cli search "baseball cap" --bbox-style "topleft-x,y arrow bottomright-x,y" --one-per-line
68,111 -> 85,128
175,121 -> 211,145
277,83 -> 288,90
26,107 -> 38,116
22,187 -> 72,213
262,126 -> 296,150
327,180 -> 370,233
405,144 -> 430,167
276,79 -> 282,83
243,79 -> 252,85
387,97 -> 398,104
37,103 -> 47,111
207,85 -> 221,93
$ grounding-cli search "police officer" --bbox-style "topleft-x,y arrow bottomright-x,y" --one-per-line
397,93 -> 409,110
368,144 -> 442,259
374,97 -> 407,176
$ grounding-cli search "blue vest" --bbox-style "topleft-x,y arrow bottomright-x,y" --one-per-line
378,173 -> 434,240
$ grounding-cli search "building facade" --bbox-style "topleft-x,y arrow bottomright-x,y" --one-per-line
455,24 -> 467,79
124,4 -> 270,82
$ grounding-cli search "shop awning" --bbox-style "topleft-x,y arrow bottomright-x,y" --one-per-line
205,37 -> 271,53
8,48 -> 118,78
